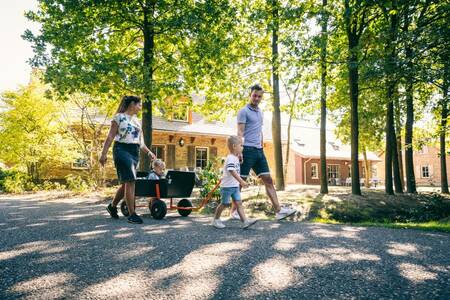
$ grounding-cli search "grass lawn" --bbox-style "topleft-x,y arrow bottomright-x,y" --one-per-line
212,184 -> 450,233
13,183 -> 448,233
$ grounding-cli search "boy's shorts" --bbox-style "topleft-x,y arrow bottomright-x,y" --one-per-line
220,186 -> 241,205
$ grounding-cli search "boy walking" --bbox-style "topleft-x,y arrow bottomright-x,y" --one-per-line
212,136 -> 257,229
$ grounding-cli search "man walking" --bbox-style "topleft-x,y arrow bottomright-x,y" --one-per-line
230,84 -> 297,220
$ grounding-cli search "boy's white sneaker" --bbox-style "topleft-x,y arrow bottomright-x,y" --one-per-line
276,207 -> 297,221
230,210 -> 241,220
212,219 -> 226,229
243,218 -> 258,229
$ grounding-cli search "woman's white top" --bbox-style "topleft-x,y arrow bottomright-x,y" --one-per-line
112,113 -> 142,145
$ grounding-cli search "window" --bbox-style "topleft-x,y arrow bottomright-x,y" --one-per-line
328,165 -> 340,179
371,166 -> 378,177
421,165 -> 430,178
151,145 -> 165,160
172,108 -> 189,122
72,157 -> 89,170
195,147 -> 208,169
311,163 -> 318,179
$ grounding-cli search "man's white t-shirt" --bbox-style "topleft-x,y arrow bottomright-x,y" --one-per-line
221,154 -> 241,188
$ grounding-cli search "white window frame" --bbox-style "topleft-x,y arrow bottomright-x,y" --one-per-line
421,165 -> 430,178
311,163 -> 319,179
328,164 -> 340,179
171,107 -> 190,122
151,144 -> 166,161
195,147 -> 209,169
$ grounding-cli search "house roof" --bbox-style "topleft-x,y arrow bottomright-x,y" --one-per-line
152,114 -> 234,137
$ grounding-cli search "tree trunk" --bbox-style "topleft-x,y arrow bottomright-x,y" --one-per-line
271,0 -> 284,190
392,93 -> 403,193
320,0 -> 329,194
394,96 -> 405,189
404,75 -> 416,193
391,123 -> 403,193
347,42 -> 361,196
140,2 -> 155,171
441,63 -> 449,194
403,9 -> 416,194
363,148 -> 371,188
284,113 -> 292,182
384,0 -> 400,195
385,99 -> 395,195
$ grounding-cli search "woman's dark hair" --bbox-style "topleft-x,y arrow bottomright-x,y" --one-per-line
250,84 -> 263,94
116,95 -> 141,113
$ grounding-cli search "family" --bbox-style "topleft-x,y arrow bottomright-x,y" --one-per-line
99,84 -> 297,227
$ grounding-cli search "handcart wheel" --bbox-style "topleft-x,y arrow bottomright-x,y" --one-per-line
177,199 -> 193,217
120,200 -> 134,217
150,199 -> 167,220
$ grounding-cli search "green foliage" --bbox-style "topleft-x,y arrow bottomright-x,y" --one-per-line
0,79 -> 77,182
0,169 -> 32,193
65,174 -> 92,192
198,160 -> 221,202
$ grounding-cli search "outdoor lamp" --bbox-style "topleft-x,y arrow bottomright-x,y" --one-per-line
179,137 -> 185,147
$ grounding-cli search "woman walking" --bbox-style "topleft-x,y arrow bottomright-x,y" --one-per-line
100,95 -> 156,224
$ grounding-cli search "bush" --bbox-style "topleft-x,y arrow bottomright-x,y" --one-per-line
0,169 -> 32,193
198,161 -> 221,203
65,174 -> 92,192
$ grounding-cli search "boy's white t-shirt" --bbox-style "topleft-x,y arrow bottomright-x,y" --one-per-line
221,154 -> 241,188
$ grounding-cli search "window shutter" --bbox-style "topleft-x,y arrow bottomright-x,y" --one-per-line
167,145 -> 176,169
187,146 -> 195,169
210,147 -> 217,161
160,146 -> 165,161
429,165 -> 433,176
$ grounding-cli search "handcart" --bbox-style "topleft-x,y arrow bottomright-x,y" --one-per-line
120,170 -> 220,220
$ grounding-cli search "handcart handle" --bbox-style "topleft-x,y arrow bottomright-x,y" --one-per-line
195,180 -> 221,211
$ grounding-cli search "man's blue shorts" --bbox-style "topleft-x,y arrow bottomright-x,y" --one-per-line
220,186 -> 241,205
240,146 -> 270,177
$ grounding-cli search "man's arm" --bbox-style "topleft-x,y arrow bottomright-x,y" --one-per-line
237,123 -> 245,142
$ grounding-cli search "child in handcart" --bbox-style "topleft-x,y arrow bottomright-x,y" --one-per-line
212,135 -> 257,229
147,159 -> 166,207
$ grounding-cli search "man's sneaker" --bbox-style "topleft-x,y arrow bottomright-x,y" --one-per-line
230,210 -> 241,220
106,203 -> 119,219
127,213 -> 143,224
243,218 -> 258,229
276,207 -> 297,221
212,219 -> 226,229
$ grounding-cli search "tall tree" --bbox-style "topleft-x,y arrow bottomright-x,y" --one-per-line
270,0 -> 284,190
24,0 -> 239,171
319,0 -> 329,194
343,0 -> 374,195
440,62 -> 449,193
380,0 -> 403,194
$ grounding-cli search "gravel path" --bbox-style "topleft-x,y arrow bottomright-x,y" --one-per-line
0,193 -> 449,299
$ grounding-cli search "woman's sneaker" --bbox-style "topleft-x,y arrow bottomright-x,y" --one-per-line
243,218 -> 258,229
127,213 -> 143,224
212,219 -> 226,229
106,203 -> 119,219
275,207 -> 297,221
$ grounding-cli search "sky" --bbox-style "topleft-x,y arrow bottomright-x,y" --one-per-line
0,1 -> 39,93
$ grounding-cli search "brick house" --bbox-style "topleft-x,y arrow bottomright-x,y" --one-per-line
51,108 -> 381,186
375,145 -> 450,187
